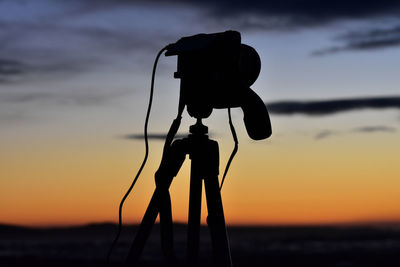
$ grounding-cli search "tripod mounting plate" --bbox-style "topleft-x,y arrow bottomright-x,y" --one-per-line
189,119 -> 208,135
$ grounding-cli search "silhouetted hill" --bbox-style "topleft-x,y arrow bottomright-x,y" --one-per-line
1,223 -> 400,267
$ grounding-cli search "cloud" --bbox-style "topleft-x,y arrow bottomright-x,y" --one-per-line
34,0 -> 400,32
353,126 -> 397,133
313,25 -> 400,55
0,56 -> 96,83
173,0 -> 400,30
313,126 -> 396,140
0,2 -> 176,83
1,0 -> 399,84
0,110 -> 30,124
121,133 -> 187,141
314,130 -> 338,140
266,96 -> 400,116
0,59 -> 24,75
0,23 -> 160,77
34,0 -> 400,25
0,90 -> 129,106
164,0 -> 400,54
0,59 -> 26,82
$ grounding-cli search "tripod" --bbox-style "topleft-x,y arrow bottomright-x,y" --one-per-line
125,119 -> 232,267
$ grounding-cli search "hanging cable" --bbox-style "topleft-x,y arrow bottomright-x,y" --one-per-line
220,108 -> 239,190
106,46 -> 169,266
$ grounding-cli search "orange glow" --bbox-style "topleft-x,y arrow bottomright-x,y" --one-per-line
1,121 -> 400,227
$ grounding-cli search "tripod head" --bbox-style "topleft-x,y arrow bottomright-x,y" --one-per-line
165,30 -> 272,140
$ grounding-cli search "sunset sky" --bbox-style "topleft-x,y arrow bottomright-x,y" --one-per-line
1,0 -> 400,227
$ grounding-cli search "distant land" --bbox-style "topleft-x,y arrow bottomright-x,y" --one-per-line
1,223 -> 400,267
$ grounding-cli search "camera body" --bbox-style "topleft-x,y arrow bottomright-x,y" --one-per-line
166,31 -> 271,140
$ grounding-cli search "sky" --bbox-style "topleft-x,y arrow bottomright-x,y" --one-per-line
1,0 -> 400,227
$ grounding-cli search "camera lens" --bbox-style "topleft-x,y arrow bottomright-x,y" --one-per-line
238,44 -> 261,87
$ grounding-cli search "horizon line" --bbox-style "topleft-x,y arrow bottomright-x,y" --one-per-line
2,220 -> 400,229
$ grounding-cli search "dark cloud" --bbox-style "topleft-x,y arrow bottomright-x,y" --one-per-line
2,0 -> 400,88
0,14 -> 171,82
353,125 -> 397,133
266,96 -> 400,116
35,0 -> 400,31
169,0 -> 400,29
7,0 -> 400,34
0,92 -> 52,103
0,90 -> 129,106
313,126 -> 396,140
0,56 -> 96,83
67,0 -> 400,21
165,0 -> 400,53
314,130 -> 338,140
121,133 -> 187,141
0,59 -> 24,75
0,59 -> 26,82
2,0 -> 399,84
313,25 -> 400,55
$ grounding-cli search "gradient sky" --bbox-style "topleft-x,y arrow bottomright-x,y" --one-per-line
1,0 -> 400,227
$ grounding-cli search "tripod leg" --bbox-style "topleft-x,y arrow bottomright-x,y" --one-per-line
125,140 -> 186,267
186,159 -> 203,267
204,175 -> 232,267
125,186 -> 166,266
159,187 -> 178,266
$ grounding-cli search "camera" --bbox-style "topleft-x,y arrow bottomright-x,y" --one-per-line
165,30 -> 272,140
